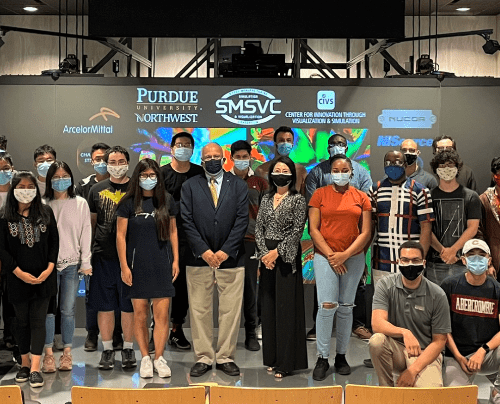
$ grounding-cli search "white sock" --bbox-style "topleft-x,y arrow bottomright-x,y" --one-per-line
102,340 -> 113,351
123,341 -> 133,350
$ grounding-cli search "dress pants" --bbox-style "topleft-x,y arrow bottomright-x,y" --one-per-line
186,265 -> 244,365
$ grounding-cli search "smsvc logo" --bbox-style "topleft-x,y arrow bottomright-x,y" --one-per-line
378,109 -> 437,129
317,91 -> 335,110
215,88 -> 282,125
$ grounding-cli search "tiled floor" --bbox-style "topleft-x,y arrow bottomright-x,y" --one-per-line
0,328 -> 493,404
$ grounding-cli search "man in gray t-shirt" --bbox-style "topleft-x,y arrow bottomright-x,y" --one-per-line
369,240 -> 451,387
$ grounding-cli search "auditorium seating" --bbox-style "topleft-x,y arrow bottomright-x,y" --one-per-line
0,385 -> 23,404
344,384 -> 478,404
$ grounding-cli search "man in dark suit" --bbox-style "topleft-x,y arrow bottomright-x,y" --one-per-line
181,142 -> 249,377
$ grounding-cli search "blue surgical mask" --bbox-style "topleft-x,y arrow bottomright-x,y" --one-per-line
94,162 -> 108,175
37,161 -> 52,178
0,170 -> 13,186
173,147 -> 193,162
330,172 -> 351,186
139,178 -> 157,191
384,165 -> 405,181
466,255 -> 489,275
52,178 -> 72,192
233,159 -> 250,171
276,142 -> 293,156
329,145 -> 346,157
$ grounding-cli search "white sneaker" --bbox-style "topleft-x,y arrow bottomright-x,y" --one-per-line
154,356 -> 171,378
256,324 -> 262,340
140,356 -> 153,378
490,388 -> 500,404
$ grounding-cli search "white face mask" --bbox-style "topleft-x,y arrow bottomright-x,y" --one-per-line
436,166 -> 458,181
14,188 -> 37,204
107,164 -> 129,179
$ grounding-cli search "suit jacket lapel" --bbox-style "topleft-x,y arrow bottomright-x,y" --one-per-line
215,173 -> 231,212
197,175 -> 216,210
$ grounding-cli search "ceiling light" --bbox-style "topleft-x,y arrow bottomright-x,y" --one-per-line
456,7 -> 470,12
23,7 -> 38,12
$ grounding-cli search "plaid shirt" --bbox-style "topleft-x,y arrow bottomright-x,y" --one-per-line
370,178 -> 434,273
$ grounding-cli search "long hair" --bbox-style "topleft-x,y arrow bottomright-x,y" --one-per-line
118,158 -> 170,241
3,171 -> 50,225
44,160 -> 76,200
266,156 -> 298,197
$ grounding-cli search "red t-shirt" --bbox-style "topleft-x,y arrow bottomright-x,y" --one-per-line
309,185 -> 371,255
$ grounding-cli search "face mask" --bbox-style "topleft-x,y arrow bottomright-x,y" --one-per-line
276,142 -> 293,156
466,255 -> 489,275
203,159 -> 223,176
494,174 -> 500,187
399,264 -> 424,281
0,170 -> 13,186
173,147 -> 193,162
385,165 -> 405,181
139,178 -> 157,191
36,161 -> 52,178
14,188 -> 37,204
330,172 -> 351,186
233,159 -> 250,171
329,145 -> 346,157
107,164 -> 129,179
271,173 -> 292,188
436,167 -> 458,181
404,153 -> 418,166
93,162 -> 108,176
52,178 -> 72,192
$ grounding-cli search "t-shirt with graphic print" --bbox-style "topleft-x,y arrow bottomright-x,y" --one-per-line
440,272 -> 500,357
87,178 -> 129,259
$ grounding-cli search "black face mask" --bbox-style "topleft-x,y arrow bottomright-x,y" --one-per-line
399,264 -> 424,281
271,173 -> 292,188
204,159 -> 223,175
404,153 -> 418,166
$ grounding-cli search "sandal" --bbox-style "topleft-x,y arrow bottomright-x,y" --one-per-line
274,370 -> 290,378
267,366 -> 275,372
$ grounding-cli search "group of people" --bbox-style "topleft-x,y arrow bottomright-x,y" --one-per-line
0,129 -> 499,401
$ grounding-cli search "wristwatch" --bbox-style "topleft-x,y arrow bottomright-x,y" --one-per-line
482,343 -> 491,353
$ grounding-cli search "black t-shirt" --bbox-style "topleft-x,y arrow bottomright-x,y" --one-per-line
441,273 -> 500,356
160,163 -> 204,241
429,185 -> 481,263
75,174 -> 98,201
87,178 -> 129,258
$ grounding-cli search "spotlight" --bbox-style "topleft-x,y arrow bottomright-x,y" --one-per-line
416,54 -> 434,75
59,54 -> 80,73
483,39 -> 500,54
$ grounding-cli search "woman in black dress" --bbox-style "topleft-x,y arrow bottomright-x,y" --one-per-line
0,171 -> 59,388
255,156 -> 308,378
116,158 -> 179,379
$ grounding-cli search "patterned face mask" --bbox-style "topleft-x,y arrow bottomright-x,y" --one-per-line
14,188 -> 37,204
436,166 -> 458,181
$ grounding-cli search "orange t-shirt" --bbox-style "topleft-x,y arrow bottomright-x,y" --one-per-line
309,185 -> 371,255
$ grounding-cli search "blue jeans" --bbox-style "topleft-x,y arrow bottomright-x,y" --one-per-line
315,252 -> 365,358
45,265 -> 80,348
425,262 -> 467,286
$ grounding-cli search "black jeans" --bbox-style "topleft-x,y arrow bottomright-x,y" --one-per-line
0,275 -> 15,342
243,241 -> 259,334
12,296 -> 51,356
170,243 -> 190,325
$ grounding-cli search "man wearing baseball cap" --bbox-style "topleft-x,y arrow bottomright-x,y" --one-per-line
440,239 -> 500,402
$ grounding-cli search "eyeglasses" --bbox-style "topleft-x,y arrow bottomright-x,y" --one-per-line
436,146 -> 453,153
401,148 -> 417,153
52,175 -> 71,181
329,142 -> 347,148
173,143 -> 193,149
400,257 -> 424,265
384,160 -> 405,167
139,173 -> 157,180
107,160 -> 128,166
202,156 -> 222,162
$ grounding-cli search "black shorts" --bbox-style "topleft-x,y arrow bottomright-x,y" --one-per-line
87,255 -> 133,313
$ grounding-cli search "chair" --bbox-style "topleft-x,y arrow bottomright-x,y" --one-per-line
71,386 -> 206,404
344,384 -> 478,404
210,385 -> 343,404
0,385 -> 23,404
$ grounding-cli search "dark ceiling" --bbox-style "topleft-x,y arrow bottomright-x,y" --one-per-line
0,0 -> 499,16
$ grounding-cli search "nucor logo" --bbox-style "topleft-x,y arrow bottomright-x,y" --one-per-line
215,88 -> 282,125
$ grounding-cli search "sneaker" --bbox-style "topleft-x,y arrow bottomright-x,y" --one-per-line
121,348 -> 137,368
15,366 -> 30,383
12,345 -> 22,365
312,357 -> 330,381
53,334 -> 64,351
352,326 -> 372,341
99,350 -> 115,370
84,332 -> 98,352
113,332 -> 123,351
140,356 -> 153,378
255,323 -> 262,340
490,387 -> 500,404
59,353 -> 73,371
306,325 -> 316,341
29,371 -> 44,388
168,328 -> 191,350
41,354 -> 56,373
154,356 -> 172,378
363,358 -> 374,368
148,334 -> 155,354
334,353 -> 351,375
